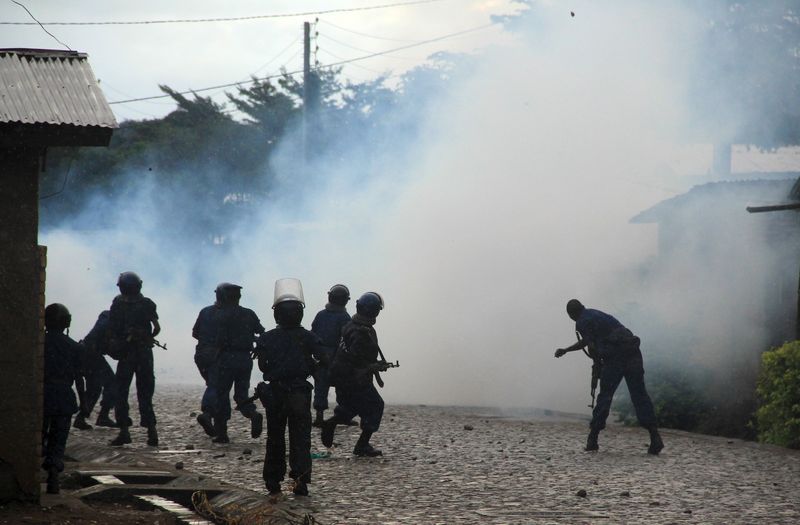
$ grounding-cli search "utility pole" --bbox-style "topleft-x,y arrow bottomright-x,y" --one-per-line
302,21 -> 319,167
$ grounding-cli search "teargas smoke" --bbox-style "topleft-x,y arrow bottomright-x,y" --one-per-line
41,1 -> 797,413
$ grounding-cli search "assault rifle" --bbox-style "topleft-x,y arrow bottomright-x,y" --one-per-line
373,346 -> 400,388
578,330 -> 602,408
152,339 -> 168,351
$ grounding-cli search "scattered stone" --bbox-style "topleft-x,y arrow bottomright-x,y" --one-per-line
592,480 -> 598,485
727,441 -> 734,444
237,456 -> 243,460
429,460 -> 437,464
519,438 -> 526,443
175,461 -> 184,470
620,491 -> 631,497
684,510 -> 693,514
190,412 -> 197,418
213,453 -> 226,459
411,457 -> 417,461
243,448 -> 252,455
185,444 -> 195,450
650,501 -> 661,506
135,461 -> 146,468
576,489 -> 587,498
464,425 -> 474,431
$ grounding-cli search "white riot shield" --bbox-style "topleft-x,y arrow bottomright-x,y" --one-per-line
273,278 -> 305,306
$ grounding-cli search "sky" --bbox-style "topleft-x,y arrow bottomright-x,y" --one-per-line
0,0 -> 519,121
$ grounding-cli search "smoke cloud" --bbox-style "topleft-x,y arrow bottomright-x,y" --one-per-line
41,1 -> 797,415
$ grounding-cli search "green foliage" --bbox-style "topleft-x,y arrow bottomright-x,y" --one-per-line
614,364 -> 712,431
756,341 -> 800,448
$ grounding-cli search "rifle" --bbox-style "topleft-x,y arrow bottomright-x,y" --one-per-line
373,346 -> 399,388
151,339 -> 168,351
578,330 -> 602,408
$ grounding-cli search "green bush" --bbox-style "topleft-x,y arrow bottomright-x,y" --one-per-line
756,341 -> 800,449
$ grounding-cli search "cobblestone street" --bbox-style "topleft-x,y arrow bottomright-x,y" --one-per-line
71,385 -> 800,524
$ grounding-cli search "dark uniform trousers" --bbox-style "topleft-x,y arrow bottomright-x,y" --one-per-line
84,359 -> 117,416
42,415 -> 72,472
211,351 -> 256,421
312,347 -> 335,411
334,383 -> 384,433
115,347 -> 156,427
590,349 -> 657,432
263,384 -> 313,485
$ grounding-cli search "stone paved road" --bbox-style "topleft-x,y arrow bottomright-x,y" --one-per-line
72,385 -> 800,524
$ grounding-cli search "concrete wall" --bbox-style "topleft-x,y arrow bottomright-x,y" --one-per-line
0,148 -> 44,501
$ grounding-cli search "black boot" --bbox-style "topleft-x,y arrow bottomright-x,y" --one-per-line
147,425 -> 159,447
95,408 -> 117,427
585,430 -> 599,452
196,412 -> 215,437
292,479 -> 309,496
250,411 -> 263,439
648,428 -> 664,455
265,480 -> 281,495
73,415 -> 93,430
110,426 -> 131,446
312,409 -> 325,428
353,430 -> 382,457
46,467 -> 59,494
212,420 -> 229,443
320,417 -> 339,448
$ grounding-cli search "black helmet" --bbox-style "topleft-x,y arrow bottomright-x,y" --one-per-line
215,282 -> 242,304
566,299 -> 585,320
117,271 -> 142,295
273,300 -> 304,327
45,303 -> 72,332
328,284 -> 350,306
356,292 -> 384,319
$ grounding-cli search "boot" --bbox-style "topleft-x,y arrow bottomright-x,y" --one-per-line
110,426 -> 131,446
292,480 -> 309,496
353,430 -> 382,457
212,420 -> 229,443
73,415 -> 93,430
250,411 -> 263,439
46,466 -> 59,494
196,412 -> 215,437
265,480 -> 281,495
321,419 -> 337,448
312,409 -> 325,428
95,408 -> 118,428
647,428 -> 664,455
147,425 -> 159,447
585,430 -> 599,452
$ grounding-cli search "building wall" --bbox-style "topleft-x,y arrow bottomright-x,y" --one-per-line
0,148 -> 44,501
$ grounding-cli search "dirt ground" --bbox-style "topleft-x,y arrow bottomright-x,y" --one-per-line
7,384 -> 800,524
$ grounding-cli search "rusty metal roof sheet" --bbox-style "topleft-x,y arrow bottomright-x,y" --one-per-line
0,48 -> 117,129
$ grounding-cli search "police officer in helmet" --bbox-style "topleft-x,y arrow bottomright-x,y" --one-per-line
310,284 -> 352,427
42,303 -> 86,493
255,279 -> 324,496
321,291 -> 387,457
108,271 -> 161,447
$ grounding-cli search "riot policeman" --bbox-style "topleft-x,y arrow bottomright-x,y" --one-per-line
321,292 -> 387,457
206,283 -> 265,443
108,271 -> 161,447
74,310 -> 118,429
555,299 -> 664,454
255,278 -> 324,496
310,284 -> 351,427
42,303 -> 86,494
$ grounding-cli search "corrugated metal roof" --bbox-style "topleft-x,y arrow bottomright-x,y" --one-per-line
0,48 -> 117,129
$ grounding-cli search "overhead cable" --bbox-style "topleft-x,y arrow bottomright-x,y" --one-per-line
10,0 -> 71,50
319,19 -> 421,43
108,22 -> 497,105
0,0 -> 446,26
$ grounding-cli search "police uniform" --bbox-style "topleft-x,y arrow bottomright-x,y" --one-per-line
192,304 -> 223,419
42,330 -> 83,487
110,293 -> 159,432
310,304 -> 350,414
211,304 -> 265,439
80,310 -> 118,425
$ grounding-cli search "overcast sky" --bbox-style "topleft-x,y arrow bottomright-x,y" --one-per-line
0,0 -> 519,121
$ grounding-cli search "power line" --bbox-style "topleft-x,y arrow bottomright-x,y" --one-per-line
318,32 -> 418,61
10,0 -> 71,50
0,0 -> 446,26
318,19 -> 420,43
108,22 -> 497,105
